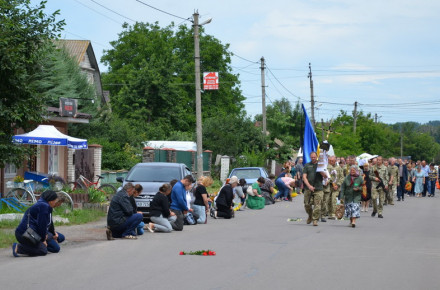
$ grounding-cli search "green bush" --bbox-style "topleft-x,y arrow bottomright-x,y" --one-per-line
88,188 -> 107,203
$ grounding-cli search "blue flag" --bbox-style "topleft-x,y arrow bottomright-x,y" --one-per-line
302,104 -> 319,164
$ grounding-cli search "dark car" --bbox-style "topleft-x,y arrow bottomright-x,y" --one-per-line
228,167 -> 269,185
116,162 -> 193,220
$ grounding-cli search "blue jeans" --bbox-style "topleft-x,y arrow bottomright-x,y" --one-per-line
193,204 -> 207,223
427,180 -> 436,196
150,215 -> 176,232
136,222 -> 145,235
111,213 -> 143,238
47,232 -> 65,253
275,178 -> 288,199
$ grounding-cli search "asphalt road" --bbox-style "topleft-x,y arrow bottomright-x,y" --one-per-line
1,192 -> 439,290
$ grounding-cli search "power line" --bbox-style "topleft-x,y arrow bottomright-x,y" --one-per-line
231,52 -> 259,64
265,65 -> 304,101
72,0 -> 123,25
135,0 -> 191,22
90,0 -> 136,22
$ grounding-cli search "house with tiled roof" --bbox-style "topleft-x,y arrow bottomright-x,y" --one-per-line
1,40 -> 104,194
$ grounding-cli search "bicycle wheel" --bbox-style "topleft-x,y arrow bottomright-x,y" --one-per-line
98,184 -> 117,200
67,181 -> 88,194
55,191 -> 74,213
5,188 -> 36,207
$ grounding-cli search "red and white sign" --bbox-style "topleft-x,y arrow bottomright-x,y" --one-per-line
203,72 -> 219,90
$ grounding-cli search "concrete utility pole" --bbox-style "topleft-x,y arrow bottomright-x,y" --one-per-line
261,57 -> 267,135
308,63 -> 315,129
193,11 -> 205,179
353,101 -> 358,134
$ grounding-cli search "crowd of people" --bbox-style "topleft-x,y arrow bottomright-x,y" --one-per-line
301,152 -> 439,228
12,154 -> 438,255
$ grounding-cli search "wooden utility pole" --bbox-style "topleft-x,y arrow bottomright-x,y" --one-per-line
308,63 -> 315,129
261,57 -> 266,135
375,113 -> 378,123
353,101 -> 358,134
321,119 -> 325,141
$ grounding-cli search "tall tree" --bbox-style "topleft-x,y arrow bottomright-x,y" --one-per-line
0,0 -> 64,167
101,22 -> 244,139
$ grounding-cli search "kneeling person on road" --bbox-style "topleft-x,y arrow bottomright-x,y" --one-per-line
107,183 -> 143,239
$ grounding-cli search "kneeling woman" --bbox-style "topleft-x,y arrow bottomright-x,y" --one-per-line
12,191 -> 63,257
340,166 -> 363,228
246,177 -> 266,209
147,184 -> 177,232
214,176 -> 239,219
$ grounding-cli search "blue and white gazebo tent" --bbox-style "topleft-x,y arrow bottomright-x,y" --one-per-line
13,125 -> 88,178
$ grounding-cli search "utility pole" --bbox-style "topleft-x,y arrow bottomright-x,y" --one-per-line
375,113 -> 377,123
308,63 -> 315,129
353,101 -> 358,134
400,125 -> 403,158
261,57 -> 266,135
193,11 -> 203,179
321,119 -> 325,141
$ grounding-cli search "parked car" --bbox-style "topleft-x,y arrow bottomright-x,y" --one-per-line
116,162 -> 193,220
228,167 -> 269,185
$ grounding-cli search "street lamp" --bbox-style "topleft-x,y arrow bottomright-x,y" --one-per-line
193,11 -> 212,179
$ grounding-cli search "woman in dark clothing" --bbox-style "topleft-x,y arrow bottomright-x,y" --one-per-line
193,176 -> 213,224
360,163 -> 372,212
147,184 -> 176,232
214,176 -> 239,219
12,191 -> 60,257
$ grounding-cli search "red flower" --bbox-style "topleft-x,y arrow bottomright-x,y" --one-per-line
202,252 -> 208,256
179,251 -> 185,255
211,251 -> 216,256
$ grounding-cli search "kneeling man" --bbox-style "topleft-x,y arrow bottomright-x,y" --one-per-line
107,183 -> 143,239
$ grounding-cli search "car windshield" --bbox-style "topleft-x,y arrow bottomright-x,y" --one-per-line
126,166 -> 181,182
232,169 -> 261,179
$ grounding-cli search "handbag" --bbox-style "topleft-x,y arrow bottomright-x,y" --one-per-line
21,212 -> 41,245
184,212 -> 196,225
335,204 -> 345,220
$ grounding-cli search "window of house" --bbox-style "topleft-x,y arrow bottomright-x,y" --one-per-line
5,163 -> 17,178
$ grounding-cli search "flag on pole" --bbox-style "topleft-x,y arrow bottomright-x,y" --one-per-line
302,104 -> 319,164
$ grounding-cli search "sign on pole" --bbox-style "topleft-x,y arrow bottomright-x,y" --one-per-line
203,72 -> 219,90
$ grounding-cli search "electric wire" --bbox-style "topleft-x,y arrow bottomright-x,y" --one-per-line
135,0 -> 192,22
72,0 -> 123,25
90,0 -> 137,22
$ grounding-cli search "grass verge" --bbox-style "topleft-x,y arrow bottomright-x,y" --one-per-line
0,209 -> 106,248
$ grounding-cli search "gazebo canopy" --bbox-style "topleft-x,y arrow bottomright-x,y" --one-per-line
13,125 -> 87,149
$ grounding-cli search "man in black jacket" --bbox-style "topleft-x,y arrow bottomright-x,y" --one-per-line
107,183 -> 143,239
396,158 -> 408,201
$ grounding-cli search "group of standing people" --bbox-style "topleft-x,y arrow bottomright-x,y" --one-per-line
301,152 -> 439,228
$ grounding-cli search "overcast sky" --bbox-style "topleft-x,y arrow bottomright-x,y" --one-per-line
33,0 -> 440,124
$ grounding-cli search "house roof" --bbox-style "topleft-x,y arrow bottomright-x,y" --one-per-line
57,40 -> 90,65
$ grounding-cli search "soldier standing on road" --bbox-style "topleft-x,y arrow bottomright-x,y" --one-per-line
387,158 -> 399,205
370,156 -> 389,218
327,156 -> 344,220
303,152 -> 324,226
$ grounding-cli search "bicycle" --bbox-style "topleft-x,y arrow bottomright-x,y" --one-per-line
5,179 -> 74,212
68,174 -> 116,199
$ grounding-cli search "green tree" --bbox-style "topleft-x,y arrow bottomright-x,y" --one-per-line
0,0 -> 64,167
101,22 -> 244,139
34,44 -> 97,114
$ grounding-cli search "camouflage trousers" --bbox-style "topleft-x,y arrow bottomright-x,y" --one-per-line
304,189 -> 324,221
321,189 -> 330,217
371,186 -> 385,214
386,185 -> 397,204
327,189 -> 340,217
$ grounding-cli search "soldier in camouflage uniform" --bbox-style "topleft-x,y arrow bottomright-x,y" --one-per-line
370,156 -> 388,218
327,156 -> 344,220
303,152 -> 324,226
387,157 -> 399,205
